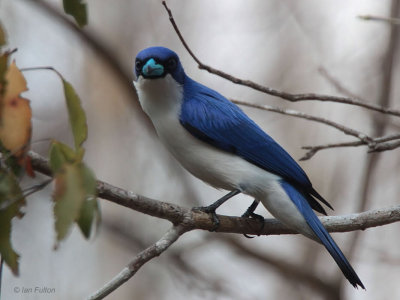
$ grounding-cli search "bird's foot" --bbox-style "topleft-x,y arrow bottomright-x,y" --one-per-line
192,190 -> 241,232
241,202 -> 265,238
192,205 -> 220,232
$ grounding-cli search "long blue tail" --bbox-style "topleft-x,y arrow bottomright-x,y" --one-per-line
280,181 -> 365,289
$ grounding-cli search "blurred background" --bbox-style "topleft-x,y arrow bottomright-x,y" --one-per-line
1,0 -> 400,299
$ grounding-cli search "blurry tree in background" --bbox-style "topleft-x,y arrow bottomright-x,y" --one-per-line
0,1 -> 400,300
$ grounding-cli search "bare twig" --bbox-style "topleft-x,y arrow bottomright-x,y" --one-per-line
0,178 -> 53,211
231,99 -> 373,143
319,66 -> 400,130
161,1 -> 400,117
371,139 -> 400,151
28,0 -> 139,106
359,15 -> 400,25
300,133 -> 400,160
86,224 -> 188,300
318,67 -> 364,101
221,236 -> 339,299
104,220 -> 230,297
347,2 -> 400,293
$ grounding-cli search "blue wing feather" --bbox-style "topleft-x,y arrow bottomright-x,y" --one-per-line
280,181 -> 365,289
180,76 -> 331,213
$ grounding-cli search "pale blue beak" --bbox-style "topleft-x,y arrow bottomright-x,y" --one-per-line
142,58 -> 164,77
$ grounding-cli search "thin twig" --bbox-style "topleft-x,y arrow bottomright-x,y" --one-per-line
347,1 -> 400,282
359,15 -> 400,25
28,0 -> 139,102
319,66 -> 400,130
300,133 -> 400,160
221,236 -> 339,298
371,139 -> 400,152
0,178 -> 53,211
161,1 -> 400,117
86,224 -> 188,300
318,67 -> 364,100
22,178 -> 53,198
21,66 -> 63,78
104,220 -> 232,297
231,99 -> 373,143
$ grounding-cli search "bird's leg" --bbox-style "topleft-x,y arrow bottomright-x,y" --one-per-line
193,189 -> 241,231
241,200 -> 265,238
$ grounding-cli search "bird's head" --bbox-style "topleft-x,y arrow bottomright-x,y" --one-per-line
134,47 -> 185,84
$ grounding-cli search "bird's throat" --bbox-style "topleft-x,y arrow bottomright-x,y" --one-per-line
135,74 -> 183,119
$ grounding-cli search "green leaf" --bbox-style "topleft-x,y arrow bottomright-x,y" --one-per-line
77,198 -> 99,238
53,163 -> 86,243
0,22 -> 6,47
61,79 -> 87,150
0,168 -> 25,275
0,52 -> 10,99
63,0 -> 88,28
0,142 -> 23,177
49,141 -> 78,173
77,165 -> 99,238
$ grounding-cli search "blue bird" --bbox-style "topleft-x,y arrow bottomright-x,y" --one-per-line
133,46 -> 365,289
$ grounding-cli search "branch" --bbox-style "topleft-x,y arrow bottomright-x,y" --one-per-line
86,224 -> 188,300
28,0 -> 152,125
161,1 -> 400,117
221,236 -> 339,298
231,99 -> 373,143
372,139 -> 400,151
29,151 -> 400,236
300,133 -> 400,160
347,0 -> 400,270
28,150 -> 400,298
318,67 -> 364,100
359,15 -> 400,25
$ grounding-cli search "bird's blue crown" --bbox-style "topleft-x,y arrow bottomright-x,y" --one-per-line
134,46 -> 185,84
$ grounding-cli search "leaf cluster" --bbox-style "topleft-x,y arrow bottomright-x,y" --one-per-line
0,18 -> 98,275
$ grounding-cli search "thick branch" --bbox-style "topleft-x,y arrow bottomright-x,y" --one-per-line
161,1 -> 400,117
29,151 -> 400,236
86,224 -> 187,300
29,150 -> 400,298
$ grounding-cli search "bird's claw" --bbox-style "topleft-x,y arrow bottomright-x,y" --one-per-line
192,206 -> 220,232
241,211 -> 265,238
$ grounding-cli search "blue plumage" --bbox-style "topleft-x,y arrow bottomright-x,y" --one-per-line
134,46 -> 365,290
280,181 -> 365,289
180,76 -> 332,214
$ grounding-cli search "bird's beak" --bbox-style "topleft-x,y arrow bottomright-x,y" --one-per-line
142,58 -> 164,77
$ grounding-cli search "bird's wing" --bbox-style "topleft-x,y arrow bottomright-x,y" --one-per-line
180,79 -> 332,213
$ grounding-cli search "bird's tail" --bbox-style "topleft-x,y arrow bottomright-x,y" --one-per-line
280,181 -> 365,289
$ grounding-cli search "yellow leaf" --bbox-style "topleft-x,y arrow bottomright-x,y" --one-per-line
4,61 -> 27,100
0,96 -> 31,155
0,61 -> 32,171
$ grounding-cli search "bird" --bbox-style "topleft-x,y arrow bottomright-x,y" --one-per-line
133,46 -> 365,289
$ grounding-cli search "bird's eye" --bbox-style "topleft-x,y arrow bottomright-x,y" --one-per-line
135,60 -> 142,73
166,58 -> 177,70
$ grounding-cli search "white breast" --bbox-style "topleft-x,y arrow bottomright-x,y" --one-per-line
134,75 -> 316,239
134,75 -> 279,193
